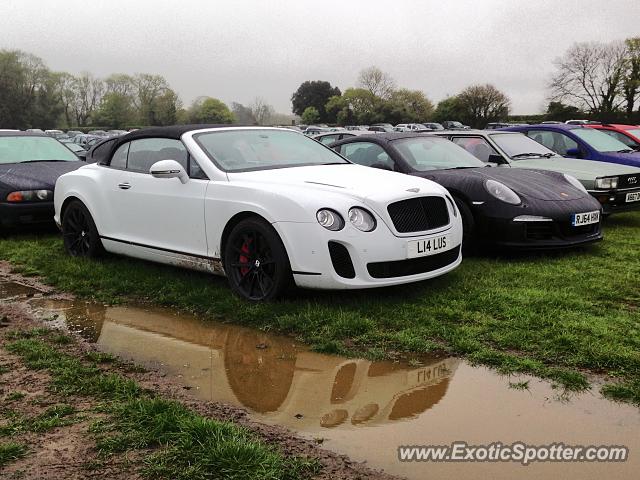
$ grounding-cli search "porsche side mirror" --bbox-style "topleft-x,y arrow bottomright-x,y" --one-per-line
150,159 -> 189,184
488,154 -> 504,164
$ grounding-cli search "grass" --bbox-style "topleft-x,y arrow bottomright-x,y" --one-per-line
2,334 -> 318,479
0,442 -> 27,468
0,212 -> 639,404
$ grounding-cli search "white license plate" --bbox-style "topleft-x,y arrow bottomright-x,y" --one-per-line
626,192 -> 640,203
571,210 -> 600,226
407,234 -> 453,258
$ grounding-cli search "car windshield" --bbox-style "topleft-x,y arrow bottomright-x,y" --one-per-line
0,136 -> 79,164
572,128 -> 631,152
195,129 -> 349,172
490,133 -> 556,158
392,137 -> 485,171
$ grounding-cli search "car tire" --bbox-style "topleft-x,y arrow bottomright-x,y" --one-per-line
62,200 -> 104,258
223,217 -> 292,301
453,197 -> 476,248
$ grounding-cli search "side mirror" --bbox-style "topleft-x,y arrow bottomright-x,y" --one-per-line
488,154 -> 504,164
565,148 -> 580,158
150,159 -> 189,184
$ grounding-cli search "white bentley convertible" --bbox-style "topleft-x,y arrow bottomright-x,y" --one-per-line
54,126 -> 462,300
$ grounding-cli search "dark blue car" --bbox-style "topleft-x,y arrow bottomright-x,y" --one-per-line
501,124 -> 640,168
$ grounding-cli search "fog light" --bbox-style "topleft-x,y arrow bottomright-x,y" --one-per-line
513,215 -> 553,222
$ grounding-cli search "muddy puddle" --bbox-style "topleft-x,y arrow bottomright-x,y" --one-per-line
2,280 -> 638,480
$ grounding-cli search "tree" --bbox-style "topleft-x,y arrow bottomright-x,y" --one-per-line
301,106 -> 320,124
544,101 -> 583,122
623,37 -> 640,119
550,41 -> 627,115
73,72 -> 104,126
231,102 -> 256,124
454,84 -> 510,128
325,88 -> 385,125
357,66 -> 396,99
383,89 -> 434,124
433,96 -> 465,123
291,81 -> 341,122
250,97 -> 274,125
93,92 -> 135,128
188,97 -> 234,124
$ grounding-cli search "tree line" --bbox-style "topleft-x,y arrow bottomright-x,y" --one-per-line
0,49 -> 291,130
291,67 -> 511,128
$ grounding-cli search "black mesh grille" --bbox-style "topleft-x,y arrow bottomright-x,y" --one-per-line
524,223 -> 554,240
328,241 -> 355,279
558,222 -> 599,238
367,246 -> 460,279
524,221 -> 599,241
618,174 -> 640,189
387,197 -> 449,233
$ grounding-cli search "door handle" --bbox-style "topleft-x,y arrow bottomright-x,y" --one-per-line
118,182 -> 131,190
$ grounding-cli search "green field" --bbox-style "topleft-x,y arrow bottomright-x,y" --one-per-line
1,212 -> 639,405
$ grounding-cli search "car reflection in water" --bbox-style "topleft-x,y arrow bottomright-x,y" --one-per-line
32,299 -> 458,431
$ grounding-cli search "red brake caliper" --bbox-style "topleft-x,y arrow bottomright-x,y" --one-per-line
239,241 -> 251,276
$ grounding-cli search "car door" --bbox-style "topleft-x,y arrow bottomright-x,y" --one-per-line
111,137 -> 209,257
525,129 -> 583,158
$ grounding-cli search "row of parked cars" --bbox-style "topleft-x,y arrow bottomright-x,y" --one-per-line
1,122 -> 638,301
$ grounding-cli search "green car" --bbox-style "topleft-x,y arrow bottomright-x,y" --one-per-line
431,130 -> 640,215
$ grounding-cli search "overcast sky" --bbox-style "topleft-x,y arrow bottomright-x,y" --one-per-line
2,0 -> 639,115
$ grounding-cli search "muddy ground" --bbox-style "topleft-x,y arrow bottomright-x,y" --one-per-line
0,263 -> 399,480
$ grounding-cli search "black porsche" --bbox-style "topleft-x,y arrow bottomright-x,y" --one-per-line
330,133 -> 603,248
0,131 -> 83,229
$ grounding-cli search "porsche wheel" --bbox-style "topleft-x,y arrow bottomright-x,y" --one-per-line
62,200 -> 104,258
223,218 -> 292,301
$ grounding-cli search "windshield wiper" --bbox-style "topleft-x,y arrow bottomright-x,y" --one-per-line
440,166 -> 479,170
511,152 -> 554,159
23,159 -> 68,163
617,149 -> 634,154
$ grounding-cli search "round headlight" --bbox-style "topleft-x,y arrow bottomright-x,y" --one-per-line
563,174 -> 587,193
348,207 -> 376,232
484,179 -> 521,205
316,209 -> 344,231
36,190 -> 49,200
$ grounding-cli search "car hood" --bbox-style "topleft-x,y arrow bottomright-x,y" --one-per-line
509,156 -> 640,180
0,161 -> 84,195
226,164 -> 447,204
418,167 -> 585,201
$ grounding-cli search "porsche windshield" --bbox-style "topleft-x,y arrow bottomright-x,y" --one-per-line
0,136 -> 79,164
392,137 -> 485,171
195,129 -> 349,172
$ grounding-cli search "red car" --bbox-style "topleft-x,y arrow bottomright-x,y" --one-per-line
587,124 -> 640,150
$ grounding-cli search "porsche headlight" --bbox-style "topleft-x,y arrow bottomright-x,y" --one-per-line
563,174 -> 587,193
594,177 -> 618,190
316,209 -> 344,231
484,180 -> 520,205
6,190 -> 53,202
348,207 -> 376,232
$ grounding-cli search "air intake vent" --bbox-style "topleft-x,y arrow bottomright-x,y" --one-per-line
328,241 -> 355,278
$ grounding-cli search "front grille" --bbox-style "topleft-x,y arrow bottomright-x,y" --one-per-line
328,241 -> 355,278
367,246 -> 460,279
524,221 -> 599,241
618,174 -> 640,189
387,197 -> 449,233
524,223 -> 553,240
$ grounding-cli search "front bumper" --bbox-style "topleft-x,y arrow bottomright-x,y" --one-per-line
0,202 -> 55,228
588,189 -> 640,214
274,221 -> 463,289
472,198 -> 603,249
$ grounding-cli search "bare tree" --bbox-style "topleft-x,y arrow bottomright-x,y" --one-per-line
250,97 -> 274,125
104,73 -> 135,97
455,84 -> 511,128
550,41 -> 627,114
623,37 -> 640,118
72,72 -> 104,126
357,66 -> 396,99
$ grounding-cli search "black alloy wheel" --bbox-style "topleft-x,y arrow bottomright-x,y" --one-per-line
62,200 -> 103,257
224,218 -> 291,301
